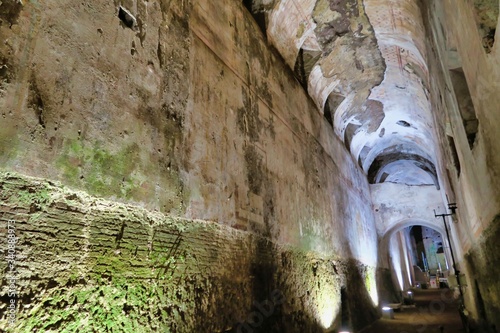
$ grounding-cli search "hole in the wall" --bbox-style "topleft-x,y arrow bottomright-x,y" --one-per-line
322,106 -> 333,129
242,0 -> 268,37
242,0 -> 252,9
118,6 -> 136,29
0,64 -> 8,80
449,68 -> 479,149
367,148 -> 440,189
473,0 -> 499,53
0,0 -> 23,26
35,96 -> 45,128
397,120 -> 411,127
28,79 -> 46,129
252,12 -> 267,36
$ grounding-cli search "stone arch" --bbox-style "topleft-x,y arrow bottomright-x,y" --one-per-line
378,219 -> 450,293
378,219 -> 450,299
382,218 -> 445,245
354,137 -> 440,188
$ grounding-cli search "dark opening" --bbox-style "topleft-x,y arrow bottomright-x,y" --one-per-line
340,287 -> 351,330
367,152 -> 439,188
293,48 -> 322,91
294,48 -> 308,90
323,104 -> 334,127
118,6 -> 136,29
397,120 -> 411,127
449,68 -> 479,149
410,226 -> 425,270
242,0 -> 252,10
242,0 -> 268,36
324,92 -> 345,129
253,12 -> 267,36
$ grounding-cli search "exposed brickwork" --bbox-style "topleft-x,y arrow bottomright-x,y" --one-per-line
0,173 -> 380,332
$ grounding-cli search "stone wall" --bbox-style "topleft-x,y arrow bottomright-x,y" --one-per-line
0,173 -> 379,332
0,0 -> 377,259
422,0 -> 500,329
0,0 -> 381,331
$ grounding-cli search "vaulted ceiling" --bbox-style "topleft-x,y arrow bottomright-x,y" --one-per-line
245,0 -> 440,188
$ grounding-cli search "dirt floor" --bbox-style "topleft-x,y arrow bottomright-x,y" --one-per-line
360,288 -> 464,333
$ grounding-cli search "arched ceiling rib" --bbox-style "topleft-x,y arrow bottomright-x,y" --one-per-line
245,0 -> 440,188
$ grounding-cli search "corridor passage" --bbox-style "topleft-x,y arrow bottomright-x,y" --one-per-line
360,289 -> 464,333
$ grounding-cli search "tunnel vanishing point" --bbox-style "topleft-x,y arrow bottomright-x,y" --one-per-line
0,0 -> 500,332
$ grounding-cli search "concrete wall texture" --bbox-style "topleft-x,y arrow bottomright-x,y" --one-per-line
0,0 -> 499,331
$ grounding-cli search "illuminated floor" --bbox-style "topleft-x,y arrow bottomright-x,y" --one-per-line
360,289 -> 464,333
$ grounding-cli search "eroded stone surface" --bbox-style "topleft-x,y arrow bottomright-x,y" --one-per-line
0,173 -> 383,332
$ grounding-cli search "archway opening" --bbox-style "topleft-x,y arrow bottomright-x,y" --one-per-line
379,221 -> 452,305
407,225 -> 450,289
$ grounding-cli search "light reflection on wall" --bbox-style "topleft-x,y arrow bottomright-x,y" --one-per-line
346,204 -> 379,267
316,281 -> 340,329
356,239 -> 379,267
402,234 -> 413,287
389,232 -> 404,290
364,266 -> 379,306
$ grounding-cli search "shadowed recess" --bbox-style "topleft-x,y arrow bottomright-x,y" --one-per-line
368,152 -> 439,188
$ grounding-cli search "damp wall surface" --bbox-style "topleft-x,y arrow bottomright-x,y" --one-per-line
422,0 -> 500,329
0,0 -> 381,331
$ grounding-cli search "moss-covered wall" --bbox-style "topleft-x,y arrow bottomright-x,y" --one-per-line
0,173 -> 379,332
